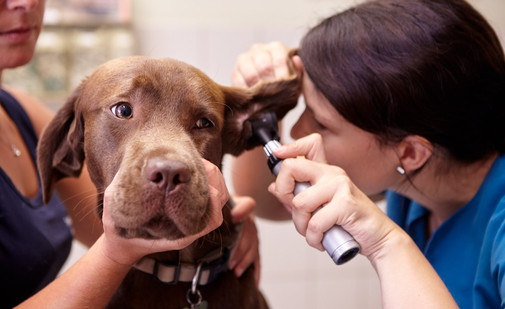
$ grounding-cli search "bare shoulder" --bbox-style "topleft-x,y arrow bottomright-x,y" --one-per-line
3,85 -> 55,137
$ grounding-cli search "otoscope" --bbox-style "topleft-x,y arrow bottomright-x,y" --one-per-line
249,112 -> 360,265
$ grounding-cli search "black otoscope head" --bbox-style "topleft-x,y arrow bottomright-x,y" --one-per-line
247,112 -> 280,146
247,112 -> 283,173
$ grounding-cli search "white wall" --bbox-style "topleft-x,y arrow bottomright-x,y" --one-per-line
131,0 -> 505,87
63,1 -> 505,308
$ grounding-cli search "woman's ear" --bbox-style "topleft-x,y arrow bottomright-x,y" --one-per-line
396,135 -> 434,173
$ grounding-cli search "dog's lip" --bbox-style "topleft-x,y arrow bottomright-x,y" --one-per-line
142,227 -> 185,240
115,215 -> 187,240
116,225 -> 185,240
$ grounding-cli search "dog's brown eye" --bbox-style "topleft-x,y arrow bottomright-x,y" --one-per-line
195,118 -> 213,129
111,103 -> 133,119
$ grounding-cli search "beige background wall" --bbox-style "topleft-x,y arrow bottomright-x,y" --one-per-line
64,1 -> 505,308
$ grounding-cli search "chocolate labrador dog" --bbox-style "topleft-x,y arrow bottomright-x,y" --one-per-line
37,55 -> 300,308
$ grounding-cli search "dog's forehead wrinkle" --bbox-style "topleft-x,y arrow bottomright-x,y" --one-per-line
139,123 -> 189,143
125,74 -> 162,102
88,59 -> 178,103
121,132 -> 201,165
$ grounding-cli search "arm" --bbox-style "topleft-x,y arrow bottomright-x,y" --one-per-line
16,234 -> 138,309
7,87 -> 103,246
230,42 -> 297,221
227,195 -> 261,285
270,134 -> 457,308
16,159 -> 227,308
372,229 -> 457,309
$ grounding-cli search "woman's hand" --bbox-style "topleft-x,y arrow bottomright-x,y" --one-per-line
101,159 -> 228,266
228,195 -> 261,286
232,41 -> 301,87
268,133 -> 398,258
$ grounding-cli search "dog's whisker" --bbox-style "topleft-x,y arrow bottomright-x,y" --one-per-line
53,189 -> 102,222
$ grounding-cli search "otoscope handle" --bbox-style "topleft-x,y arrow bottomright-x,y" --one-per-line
265,141 -> 360,265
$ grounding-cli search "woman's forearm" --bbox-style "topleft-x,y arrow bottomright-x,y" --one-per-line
371,229 -> 458,309
16,235 -> 131,309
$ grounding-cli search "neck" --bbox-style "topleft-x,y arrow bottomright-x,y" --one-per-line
397,153 -> 498,227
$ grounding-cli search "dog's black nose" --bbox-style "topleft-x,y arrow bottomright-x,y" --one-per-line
144,158 -> 190,192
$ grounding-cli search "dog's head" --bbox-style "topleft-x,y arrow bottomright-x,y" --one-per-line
37,55 -> 300,240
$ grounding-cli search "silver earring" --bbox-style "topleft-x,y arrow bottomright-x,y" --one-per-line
396,166 -> 406,175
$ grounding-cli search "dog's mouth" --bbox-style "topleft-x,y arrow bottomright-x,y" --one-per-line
116,215 -> 186,240
107,153 -> 211,241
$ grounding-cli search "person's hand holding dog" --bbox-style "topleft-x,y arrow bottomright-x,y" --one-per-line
232,41 -> 302,87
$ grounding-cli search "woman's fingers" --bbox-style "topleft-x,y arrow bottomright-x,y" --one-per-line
228,196 -> 260,284
204,159 -> 230,210
268,157 -> 355,251
232,42 -> 290,87
230,195 -> 256,224
274,133 -> 327,163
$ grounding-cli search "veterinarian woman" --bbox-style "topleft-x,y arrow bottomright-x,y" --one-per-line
232,0 -> 505,307
0,0 -> 258,307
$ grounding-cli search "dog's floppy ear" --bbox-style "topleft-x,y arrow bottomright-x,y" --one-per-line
222,49 -> 302,156
37,84 -> 85,204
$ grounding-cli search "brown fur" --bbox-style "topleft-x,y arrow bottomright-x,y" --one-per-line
37,55 -> 300,308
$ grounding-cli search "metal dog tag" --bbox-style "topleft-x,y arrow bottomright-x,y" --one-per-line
183,300 -> 208,309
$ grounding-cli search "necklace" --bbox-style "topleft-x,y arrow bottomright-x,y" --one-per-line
11,143 -> 21,157
0,130 -> 22,157
0,109 -> 22,158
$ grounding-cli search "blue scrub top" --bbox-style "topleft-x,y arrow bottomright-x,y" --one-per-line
387,155 -> 505,308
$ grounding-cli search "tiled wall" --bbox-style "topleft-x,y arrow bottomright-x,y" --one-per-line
255,218 -> 381,308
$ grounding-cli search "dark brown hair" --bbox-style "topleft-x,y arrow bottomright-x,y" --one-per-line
299,0 -> 505,162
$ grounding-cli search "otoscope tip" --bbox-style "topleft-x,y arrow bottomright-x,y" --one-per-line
247,112 -> 280,146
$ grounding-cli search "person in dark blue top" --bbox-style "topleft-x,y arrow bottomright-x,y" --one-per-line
1,1 -> 256,308
231,0 -> 505,307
